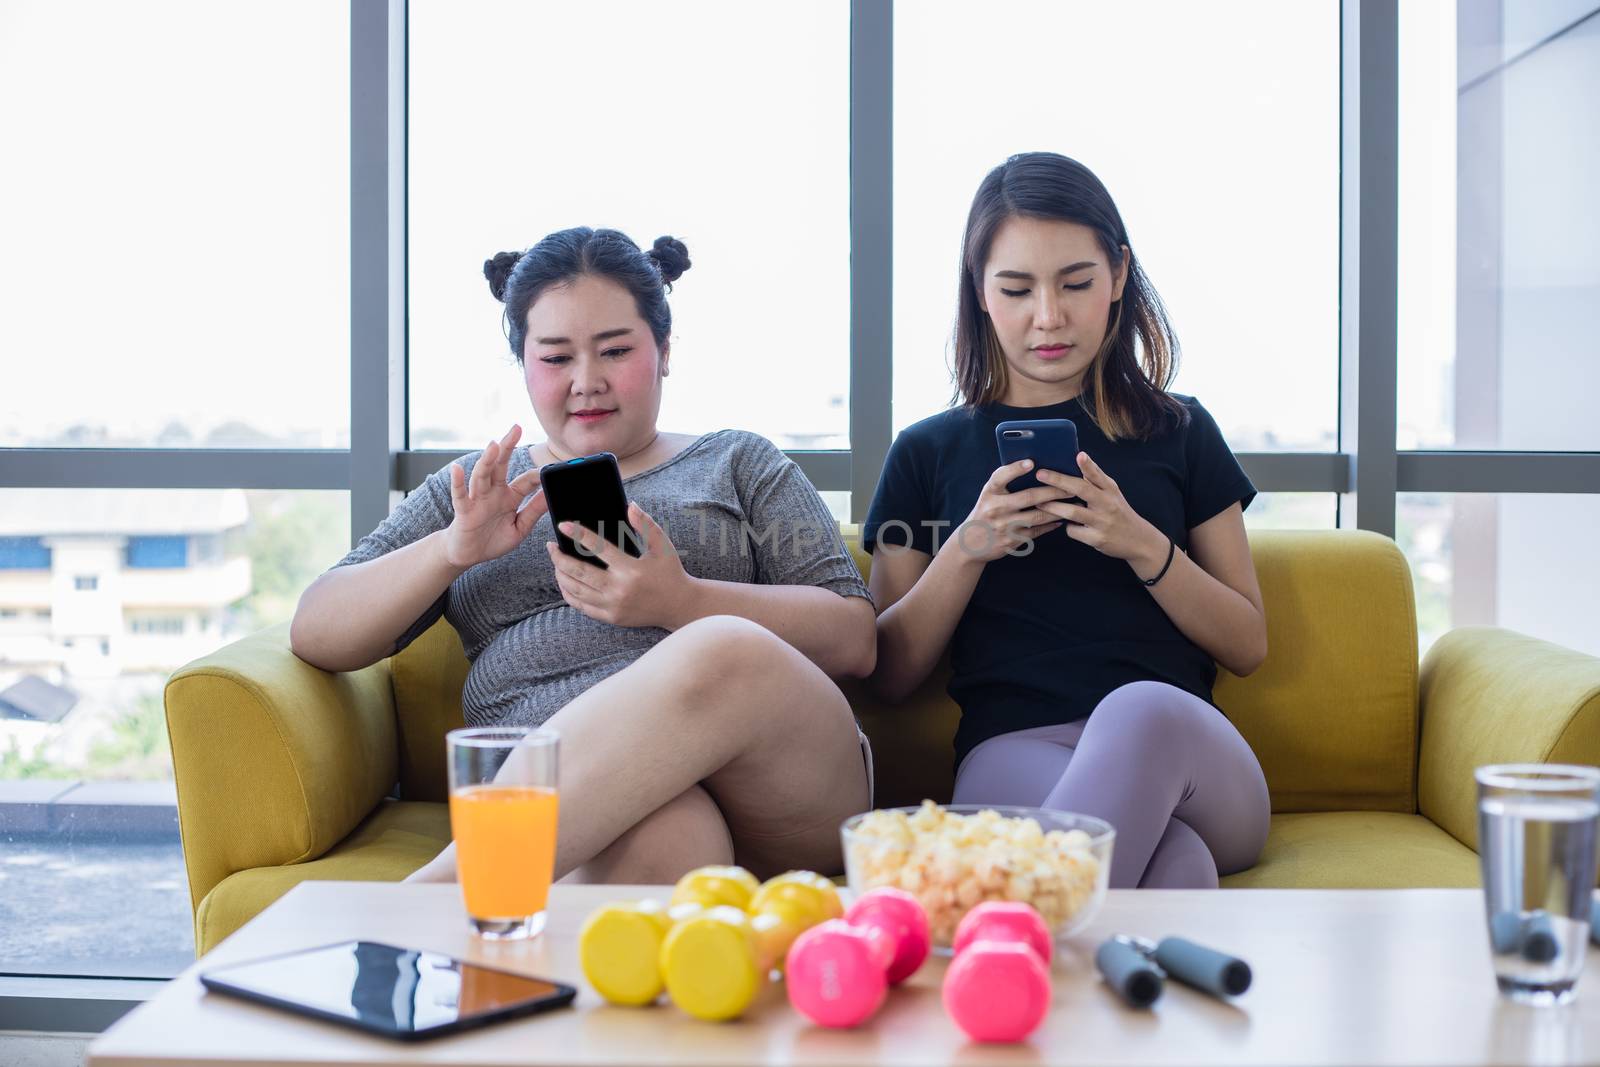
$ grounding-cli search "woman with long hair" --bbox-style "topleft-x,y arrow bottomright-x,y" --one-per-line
865,153 -> 1270,888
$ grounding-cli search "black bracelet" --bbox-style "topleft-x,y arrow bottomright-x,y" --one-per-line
1142,536 -> 1177,587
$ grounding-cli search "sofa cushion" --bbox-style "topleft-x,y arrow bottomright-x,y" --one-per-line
1219,812 -> 1479,888
193,800 -> 451,954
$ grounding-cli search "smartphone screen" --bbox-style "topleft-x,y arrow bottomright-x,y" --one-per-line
537,452 -> 641,567
199,940 -> 577,1041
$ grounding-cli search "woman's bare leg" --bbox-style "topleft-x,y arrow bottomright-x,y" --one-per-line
560,785 -> 734,885
406,614 -> 868,883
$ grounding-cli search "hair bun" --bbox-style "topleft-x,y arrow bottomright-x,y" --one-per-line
647,236 -> 691,287
483,250 -> 523,302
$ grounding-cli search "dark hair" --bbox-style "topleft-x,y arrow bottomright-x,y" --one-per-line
483,228 -> 691,363
954,152 -> 1187,441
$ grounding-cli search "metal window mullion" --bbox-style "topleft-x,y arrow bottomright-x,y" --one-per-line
0,450 -> 348,490
349,0 -> 407,547
394,449 -> 1360,496
1338,0 -> 1400,537
1398,452 -> 1600,493
849,0 -> 892,523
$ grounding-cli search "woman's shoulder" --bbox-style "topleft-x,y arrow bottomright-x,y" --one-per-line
903,405 -> 982,437
689,428 -> 789,466
632,429 -> 785,486
1169,392 -> 1205,416
1151,394 -> 1238,461
889,406 -> 988,466
1165,393 -> 1221,436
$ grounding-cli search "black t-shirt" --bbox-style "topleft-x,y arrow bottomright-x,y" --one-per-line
863,393 -> 1256,767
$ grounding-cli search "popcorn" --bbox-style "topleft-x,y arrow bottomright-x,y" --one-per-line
845,801 -> 1102,945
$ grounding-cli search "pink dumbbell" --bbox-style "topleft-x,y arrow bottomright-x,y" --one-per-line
785,887 -> 932,1028
942,901 -> 1053,1043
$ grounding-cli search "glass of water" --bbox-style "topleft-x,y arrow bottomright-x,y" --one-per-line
1477,763 -> 1600,1005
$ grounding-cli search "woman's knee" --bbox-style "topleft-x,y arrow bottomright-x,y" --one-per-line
661,614 -> 848,722
664,615 -> 802,689
1090,681 -> 1218,742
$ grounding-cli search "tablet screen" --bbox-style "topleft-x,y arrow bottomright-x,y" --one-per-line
201,940 -> 574,1038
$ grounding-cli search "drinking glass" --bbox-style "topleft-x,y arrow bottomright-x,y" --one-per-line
1477,763 -> 1600,1005
447,727 -> 560,940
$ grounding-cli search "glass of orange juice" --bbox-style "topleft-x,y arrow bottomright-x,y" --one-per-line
447,727 -> 559,940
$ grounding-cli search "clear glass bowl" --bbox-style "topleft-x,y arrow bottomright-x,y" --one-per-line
841,804 -> 1114,949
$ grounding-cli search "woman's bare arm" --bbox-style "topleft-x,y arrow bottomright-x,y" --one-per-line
865,539 -> 984,702
290,424 -> 546,672
289,531 -> 468,673
1134,502 -> 1268,676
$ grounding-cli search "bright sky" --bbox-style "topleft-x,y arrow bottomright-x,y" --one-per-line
0,0 -> 1458,454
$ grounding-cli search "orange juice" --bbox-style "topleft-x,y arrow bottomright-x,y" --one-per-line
449,784 -> 560,920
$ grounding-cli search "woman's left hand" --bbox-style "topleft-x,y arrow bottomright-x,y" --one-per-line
547,503 -> 695,629
1037,452 -> 1171,575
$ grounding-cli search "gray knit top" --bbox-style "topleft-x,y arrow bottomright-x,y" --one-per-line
333,430 -> 871,727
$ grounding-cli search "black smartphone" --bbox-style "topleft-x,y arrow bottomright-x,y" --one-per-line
537,452 -> 641,567
199,940 -> 577,1042
996,418 -> 1081,492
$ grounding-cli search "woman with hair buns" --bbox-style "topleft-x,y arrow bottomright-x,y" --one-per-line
291,226 -> 875,884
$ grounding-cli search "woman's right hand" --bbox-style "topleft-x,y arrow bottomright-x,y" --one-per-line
442,423 -> 548,569
950,459 -> 1069,563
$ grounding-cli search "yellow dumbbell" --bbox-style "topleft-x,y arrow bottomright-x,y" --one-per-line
670,865 -> 761,911
579,898 -> 694,1007
579,866 -> 841,1020
580,865 -> 761,1007
749,870 -> 845,935
661,871 -> 841,1021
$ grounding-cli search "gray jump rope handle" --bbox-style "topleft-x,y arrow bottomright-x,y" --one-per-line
1490,911 -> 1560,962
1095,939 -> 1164,1008
1522,913 -> 1559,963
1153,937 -> 1253,998
1591,898 -> 1600,947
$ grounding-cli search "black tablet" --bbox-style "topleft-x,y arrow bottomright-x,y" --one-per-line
199,940 -> 577,1042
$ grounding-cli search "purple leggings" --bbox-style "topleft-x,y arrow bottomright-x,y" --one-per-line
952,681 -> 1271,888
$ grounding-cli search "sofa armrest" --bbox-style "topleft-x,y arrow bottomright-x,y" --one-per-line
1419,626 -> 1600,851
164,623 -> 400,915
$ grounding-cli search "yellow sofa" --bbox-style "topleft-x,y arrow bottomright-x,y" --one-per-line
166,528 -> 1600,954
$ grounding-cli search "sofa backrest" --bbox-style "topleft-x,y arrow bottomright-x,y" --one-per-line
392,526 -> 1420,814
390,621 -> 469,803
1212,529 -> 1418,813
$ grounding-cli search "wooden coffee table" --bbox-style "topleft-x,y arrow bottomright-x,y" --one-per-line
87,883 -> 1600,1066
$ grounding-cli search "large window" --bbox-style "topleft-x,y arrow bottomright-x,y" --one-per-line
892,0 -> 1340,449
0,490 -> 348,978
1,0 -> 1596,1010
1399,493 -> 1600,657
406,0 -> 852,452
0,0 -> 350,450
1397,2 -> 1600,450
1394,1 -> 1600,647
